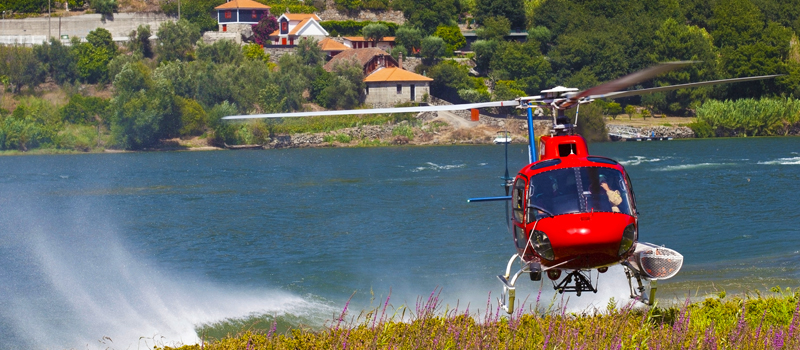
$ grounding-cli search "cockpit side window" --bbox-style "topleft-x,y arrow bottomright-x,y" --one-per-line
512,177 -> 526,223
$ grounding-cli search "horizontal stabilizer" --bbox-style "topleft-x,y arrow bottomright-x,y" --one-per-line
467,196 -> 512,203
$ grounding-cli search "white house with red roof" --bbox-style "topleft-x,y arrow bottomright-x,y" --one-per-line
215,0 -> 272,33
269,13 -> 328,46
364,67 -> 432,107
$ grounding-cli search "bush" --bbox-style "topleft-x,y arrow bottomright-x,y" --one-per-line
252,14 -> 279,46
89,0 -> 116,15
320,20 -> 399,37
433,25 -> 466,53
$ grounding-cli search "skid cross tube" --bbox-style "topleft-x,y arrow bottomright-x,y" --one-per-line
553,270 -> 598,296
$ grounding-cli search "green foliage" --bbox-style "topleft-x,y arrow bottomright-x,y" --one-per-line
60,94 -> 110,125
88,0 -> 117,15
161,0 -> 224,32
475,0 -> 525,30
490,41 -> 550,94
54,124 -> 99,151
697,98 -> 800,137
207,101 -> 239,145
493,80 -> 525,101
128,25 -> 153,59
196,40 -> 243,65
177,97 -> 208,136
476,16 -> 510,41
320,20 -> 399,37
320,60 -> 364,110
470,39 -> 498,74
0,46 -> 45,93
432,25 -> 466,52
393,0 -> 461,34
34,38 -> 79,85
157,19 -> 202,62
252,14 -> 278,46
242,43 -> 270,63
334,0 -> 361,12
394,25 -> 423,55
428,60 -> 471,102
363,23 -> 390,43
624,105 -> 636,120
74,43 -> 114,84
0,0 -> 48,13
295,38 -> 326,67
688,120 -> 714,138
420,36 -> 446,62
0,97 -> 59,151
392,124 -> 414,140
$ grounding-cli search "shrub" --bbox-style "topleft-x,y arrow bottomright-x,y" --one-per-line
252,15 -> 279,46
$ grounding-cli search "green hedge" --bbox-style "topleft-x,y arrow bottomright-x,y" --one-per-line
696,98 -> 800,137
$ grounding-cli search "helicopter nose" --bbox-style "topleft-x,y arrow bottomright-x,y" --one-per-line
537,213 -> 634,261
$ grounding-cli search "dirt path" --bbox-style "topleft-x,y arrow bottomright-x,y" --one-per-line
431,110 -> 479,129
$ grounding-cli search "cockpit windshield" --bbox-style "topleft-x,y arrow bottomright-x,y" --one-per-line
529,167 -> 632,220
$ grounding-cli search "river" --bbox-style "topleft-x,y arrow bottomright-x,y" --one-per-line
0,137 -> 798,348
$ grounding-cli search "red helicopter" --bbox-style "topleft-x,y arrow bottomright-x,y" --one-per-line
224,61 -> 778,313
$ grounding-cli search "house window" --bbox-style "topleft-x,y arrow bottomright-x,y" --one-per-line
281,21 -> 288,34
224,11 -> 231,19
252,11 -> 258,19
366,86 -> 369,95
289,38 -> 294,45
222,24 -> 227,32
397,84 -> 402,94
410,84 -> 416,101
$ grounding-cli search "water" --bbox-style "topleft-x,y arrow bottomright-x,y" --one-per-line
0,138 -> 798,348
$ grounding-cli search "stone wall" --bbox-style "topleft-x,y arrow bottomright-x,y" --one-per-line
263,47 -> 296,62
0,13 -> 173,42
607,124 -> 695,139
319,9 -> 405,23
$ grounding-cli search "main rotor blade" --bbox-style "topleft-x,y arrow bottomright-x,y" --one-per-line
587,74 -> 784,100
223,100 -> 521,120
573,61 -> 698,100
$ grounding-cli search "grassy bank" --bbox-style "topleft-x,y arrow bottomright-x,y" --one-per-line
160,288 -> 800,350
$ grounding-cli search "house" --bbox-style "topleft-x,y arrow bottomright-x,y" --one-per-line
343,36 -> 396,52
323,48 -> 398,76
269,14 -> 328,46
364,67 -> 433,107
215,0 -> 271,33
318,38 -> 350,59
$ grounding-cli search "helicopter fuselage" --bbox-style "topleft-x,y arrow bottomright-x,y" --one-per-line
511,135 -> 638,271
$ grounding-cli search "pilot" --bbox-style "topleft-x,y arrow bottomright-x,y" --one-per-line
599,175 -> 622,213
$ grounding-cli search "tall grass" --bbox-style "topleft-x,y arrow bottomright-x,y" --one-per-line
267,113 -> 417,135
696,98 -> 800,137
160,287 -> 800,350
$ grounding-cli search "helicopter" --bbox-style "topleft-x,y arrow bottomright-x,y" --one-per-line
224,61 -> 779,313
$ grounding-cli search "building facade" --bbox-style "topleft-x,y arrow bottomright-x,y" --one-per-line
364,67 -> 432,107
215,0 -> 272,33
269,14 -> 327,46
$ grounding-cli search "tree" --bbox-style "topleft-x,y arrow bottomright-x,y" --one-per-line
243,43 -> 271,63
157,19 -> 201,62
393,0 -> 461,34
89,0 -> 117,15
428,60 -> 471,102
624,105 -> 635,120
74,42 -> 114,83
177,97 -> 207,136
0,46 -> 45,93
420,36 -> 446,63
252,14 -> 279,46
605,101 -> 622,120
476,16 -> 510,41
295,38 -> 325,67
128,25 -> 153,59
490,41 -> 551,94
59,94 -> 110,125
395,26 -> 423,55
161,0 -> 223,32
322,59 -> 365,109
471,40 -> 498,74
86,28 -> 117,57
432,25 -> 466,53
34,38 -> 79,85
363,23 -> 390,45
196,40 -> 243,65
475,0 -> 525,30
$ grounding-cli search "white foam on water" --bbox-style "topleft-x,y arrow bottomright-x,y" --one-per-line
652,162 -> 733,171
411,162 -> 467,172
757,156 -> 800,165
618,156 -> 664,166
2,205 -> 332,350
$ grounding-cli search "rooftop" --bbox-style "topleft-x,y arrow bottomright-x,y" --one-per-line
215,0 -> 271,10
364,67 -> 433,82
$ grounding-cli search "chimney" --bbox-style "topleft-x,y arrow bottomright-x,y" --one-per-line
398,52 -> 403,70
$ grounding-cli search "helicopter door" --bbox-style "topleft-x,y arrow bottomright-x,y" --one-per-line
511,177 -> 528,249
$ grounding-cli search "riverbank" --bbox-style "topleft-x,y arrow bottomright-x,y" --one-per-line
160,289 -> 800,350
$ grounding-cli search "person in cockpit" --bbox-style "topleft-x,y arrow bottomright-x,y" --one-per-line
599,175 -> 622,213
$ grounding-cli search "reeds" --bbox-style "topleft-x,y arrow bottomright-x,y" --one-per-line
696,98 -> 800,137
162,287 -> 800,350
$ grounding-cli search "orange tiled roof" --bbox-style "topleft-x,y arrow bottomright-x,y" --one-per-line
215,0 -> 271,10
364,67 -> 433,82
344,36 -> 396,42
284,13 -> 321,21
324,48 -> 393,71
318,38 -> 350,51
289,18 -> 312,35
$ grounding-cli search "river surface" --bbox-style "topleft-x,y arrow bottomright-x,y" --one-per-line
1,138 -> 798,348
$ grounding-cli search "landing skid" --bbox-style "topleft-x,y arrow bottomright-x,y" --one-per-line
622,261 -> 657,306
496,254 -> 592,314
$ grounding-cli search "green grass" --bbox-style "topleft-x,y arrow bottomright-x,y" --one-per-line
267,113 -> 417,135
160,287 -> 800,350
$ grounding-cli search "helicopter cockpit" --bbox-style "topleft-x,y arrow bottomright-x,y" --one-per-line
525,167 -> 633,220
